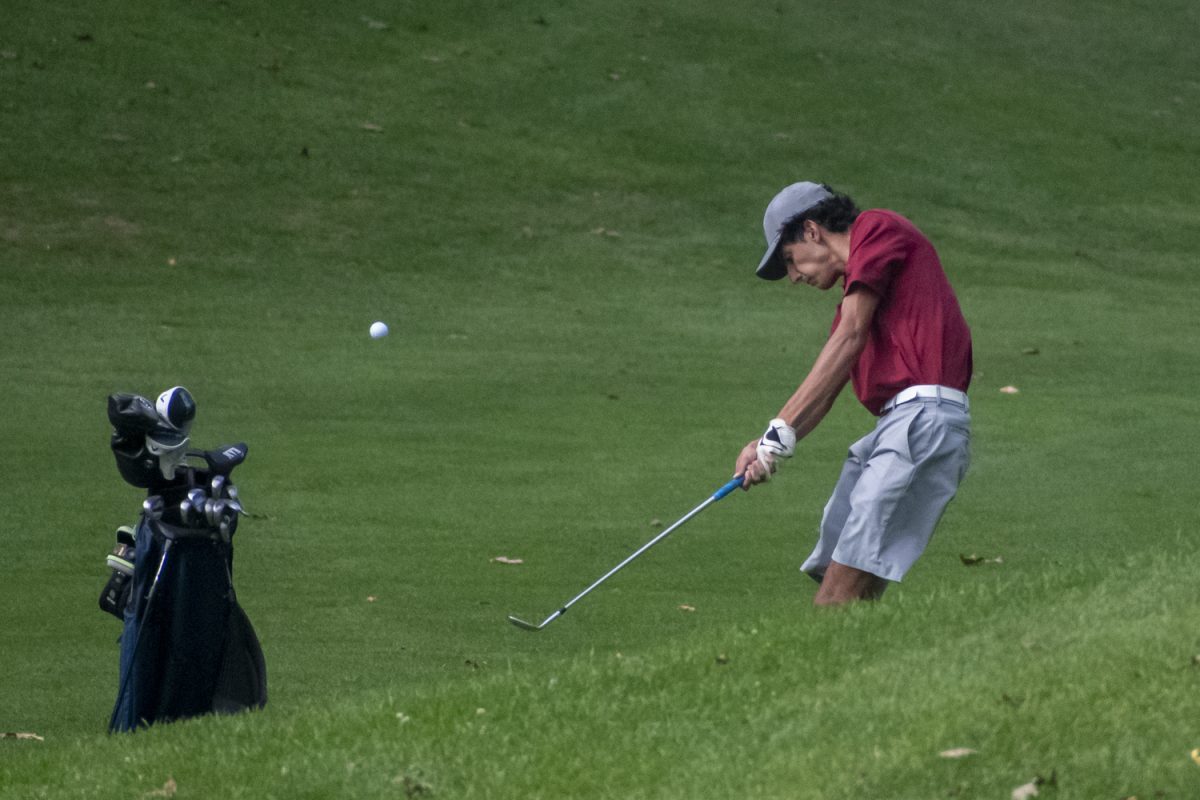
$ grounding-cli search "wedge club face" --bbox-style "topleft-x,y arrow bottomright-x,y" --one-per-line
507,611 -> 562,632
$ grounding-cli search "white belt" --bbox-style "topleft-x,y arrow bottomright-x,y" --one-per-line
882,385 -> 968,414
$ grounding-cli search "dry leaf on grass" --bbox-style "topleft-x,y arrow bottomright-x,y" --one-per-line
960,553 -> 1004,566
360,122 -> 383,132
1011,781 -> 1039,800
143,778 -> 177,798
0,732 -> 44,741
677,604 -> 696,612
939,747 -> 977,758
491,556 -> 523,565
1000,385 -> 1020,394
1012,771 -> 1056,800
1191,747 -> 1200,765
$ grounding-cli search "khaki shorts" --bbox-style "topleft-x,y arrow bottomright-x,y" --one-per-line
800,397 -> 971,583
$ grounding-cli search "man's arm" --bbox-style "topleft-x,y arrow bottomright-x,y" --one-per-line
736,286 -> 880,484
778,286 -> 879,436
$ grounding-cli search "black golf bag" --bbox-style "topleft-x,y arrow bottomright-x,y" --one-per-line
102,390 -> 267,733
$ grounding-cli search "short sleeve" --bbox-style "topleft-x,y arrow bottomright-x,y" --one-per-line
845,211 -> 909,298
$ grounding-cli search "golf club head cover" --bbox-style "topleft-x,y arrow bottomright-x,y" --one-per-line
145,427 -> 190,480
156,386 -> 196,433
108,393 -> 161,435
756,418 -> 796,478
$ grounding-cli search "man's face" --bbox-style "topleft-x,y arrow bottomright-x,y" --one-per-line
781,236 -> 842,290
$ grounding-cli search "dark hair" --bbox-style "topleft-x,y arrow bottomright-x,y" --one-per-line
777,185 -> 860,249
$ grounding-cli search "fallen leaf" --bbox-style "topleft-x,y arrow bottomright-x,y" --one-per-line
491,556 -> 523,565
0,732 -> 43,741
649,518 -> 662,528
678,604 -> 696,612
1012,782 -> 1039,800
939,748 -> 977,758
366,595 -> 378,603
1000,386 -> 1020,394
361,122 -> 383,132
1012,771 -> 1057,799
144,778 -> 177,798
590,227 -> 621,237
715,654 -> 730,665
360,16 -> 388,30
960,553 -> 1004,566
1191,747 -> 1200,765
1022,347 -> 1040,356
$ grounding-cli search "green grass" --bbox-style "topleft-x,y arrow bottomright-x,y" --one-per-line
3,0 -> 1200,797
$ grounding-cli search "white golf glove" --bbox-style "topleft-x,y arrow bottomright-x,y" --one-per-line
755,418 -> 796,479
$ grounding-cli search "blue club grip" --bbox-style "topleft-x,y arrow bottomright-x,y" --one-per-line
712,475 -> 744,501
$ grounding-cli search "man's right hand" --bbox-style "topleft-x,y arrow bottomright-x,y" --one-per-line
735,439 -> 772,489
735,419 -> 798,490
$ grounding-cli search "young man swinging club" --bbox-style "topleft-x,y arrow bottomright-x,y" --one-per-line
733,182 -> 973,606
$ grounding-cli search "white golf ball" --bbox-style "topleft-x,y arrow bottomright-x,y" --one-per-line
369,321 -> 389,339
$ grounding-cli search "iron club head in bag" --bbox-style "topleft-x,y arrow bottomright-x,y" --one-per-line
142,496 -> 164,521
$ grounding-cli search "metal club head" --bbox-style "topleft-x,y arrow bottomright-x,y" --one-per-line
142,496 -> 164,521
506,615 -> 542,631
210,474 -> 226,500
506,609 -> 564,632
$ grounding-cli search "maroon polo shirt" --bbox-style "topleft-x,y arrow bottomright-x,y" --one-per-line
832,209 -> 973,416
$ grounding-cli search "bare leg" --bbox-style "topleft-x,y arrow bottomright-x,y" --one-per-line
813,561 -> 889,606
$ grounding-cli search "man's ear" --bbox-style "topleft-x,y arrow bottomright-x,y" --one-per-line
803,219 -> 822,242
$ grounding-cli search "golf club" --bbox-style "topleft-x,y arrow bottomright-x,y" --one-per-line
507,474 -> 744,632
142,496 -> 164,521
184,489 -> 206,527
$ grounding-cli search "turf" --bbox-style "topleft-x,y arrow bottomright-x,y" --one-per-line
2,0 -> 1199,797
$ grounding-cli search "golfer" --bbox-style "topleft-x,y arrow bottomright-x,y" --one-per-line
734,182 -> 972,606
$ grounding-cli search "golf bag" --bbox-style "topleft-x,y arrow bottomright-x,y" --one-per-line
103,390 -> 267,733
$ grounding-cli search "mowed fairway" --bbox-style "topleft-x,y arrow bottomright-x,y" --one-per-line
2,0 -> 1199,797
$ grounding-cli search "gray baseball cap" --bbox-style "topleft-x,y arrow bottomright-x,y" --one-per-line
755,181 -> 833,280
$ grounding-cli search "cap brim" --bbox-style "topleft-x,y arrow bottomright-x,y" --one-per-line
755,235 -> 787,280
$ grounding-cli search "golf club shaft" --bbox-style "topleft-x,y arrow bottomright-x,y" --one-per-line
515,475 -> 744,629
